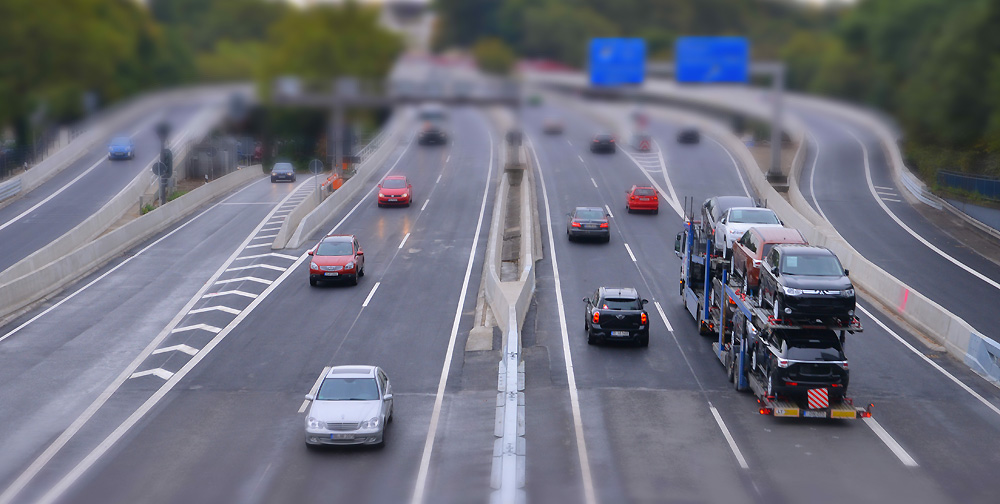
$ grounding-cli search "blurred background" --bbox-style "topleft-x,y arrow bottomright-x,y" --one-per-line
1,0 -> 999,201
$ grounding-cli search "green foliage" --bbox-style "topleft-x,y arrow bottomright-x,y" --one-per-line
472,38 -> 516,76
140,203 -> 156,215
167,189 -> 188,202
197,41 -> 266,82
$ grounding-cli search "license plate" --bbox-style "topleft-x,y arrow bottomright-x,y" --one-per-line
324,272 -> 339,277
585,225 -> 596,229
388,198 -> 397,202
640,198 -> 649,201
803,410 -> 826,418
330,433 -> 353,440
610,331 -> 629,337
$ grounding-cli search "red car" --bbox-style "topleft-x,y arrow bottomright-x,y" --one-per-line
626,185 -> 659,214
377,175 -> 412,207
731,227 -> 807,295
308,234 -> 365,286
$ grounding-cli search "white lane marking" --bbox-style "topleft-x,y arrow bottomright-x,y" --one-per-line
882,198 -> 902,203
527,137 -> 597,504
0,178 -> 270,345
214,276 -> 272,286
446,155 -> 451,163
188,305 -> 241,315
398,232 -> 411,249
604,204 -> 614,219
151,344 -> 199,356
590,177 -> 597,188
171,324 -> 221,334
436,173 -> 443,184
225,264 -> 286,273
807,134 -> 830,222
299,366 -> 331,413
624,243 -> 637,262
201,290 -> 257,299
653,301 -> 674,332
129,368 -> 173,380
843,127 -> 1000,292
876,190 -> 897,196
259,226 -> 282,232
578,155 -> 585,163
858,304 -> 1000,418
420,199 -> 429,211
243,243 -> 272,249
863,416 -> 918,467
874,185 -> 893,190
362,282 -> 381,308
567,139 -> 573,146
706,136 -> 752,199
710,405 -> 750,469
234,252 -> 297,261
411,118 -> 494,504
251,234 -> 278,240
620,143 -> 682,217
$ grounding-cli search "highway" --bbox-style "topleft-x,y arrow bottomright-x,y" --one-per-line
1,82 -> 1000,504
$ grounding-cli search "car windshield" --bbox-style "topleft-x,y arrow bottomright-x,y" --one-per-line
273,163 -> 292,172
317,241 -> 353,256
781,254 -> 844,276
382,178 -> 406,189
784,338 -> 845,361
600,297 -> 641,310
316,377 -> 379,401
110,137 -> 130,147
728,209 -> 779,224
596,135 -> 613,141
634,188 -> 655,196
575,209 -> 604,220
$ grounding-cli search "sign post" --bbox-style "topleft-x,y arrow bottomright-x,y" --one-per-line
309,158 -> 324,205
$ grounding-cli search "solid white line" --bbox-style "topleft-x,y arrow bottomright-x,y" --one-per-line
201,290 -> 257,299
188,305 -> 241,315
863,417 -> 918,467
225,264 -> 286,273
710,406 -> 750,469
653,301 -> 674,332
807,134 -> 831,222
858,304 -> 1000,417
214,276 -> 272,286
411,118 -> 494,504
843,127 -> 1000,293
398,232 -> 411,249
171,323 -> 222,334
604,204 -> 614,218
624,243 -> 637,262
129,368 -> 174,381
590,177 -> 597,188
420,199 -> 429,211
362,282 -> 381,308
527,137 -> 597,504
707,136 -> 752,199
151,344 -> 199,356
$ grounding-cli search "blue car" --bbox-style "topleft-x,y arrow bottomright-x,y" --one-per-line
108,136 -> 134,160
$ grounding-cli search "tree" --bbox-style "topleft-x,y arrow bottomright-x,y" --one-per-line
473,38 -> 516,75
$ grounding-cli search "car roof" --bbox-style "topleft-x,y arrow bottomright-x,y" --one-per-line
594,133 -> 614,138
325,365 -> 377,379
322,234 -> 354,241
383,175 -> 406,181
751,227 -> 806,243
773,244 -> 834,256
712,196 -> 755,208
599,287 -> 639,298
631,185 -> 654,190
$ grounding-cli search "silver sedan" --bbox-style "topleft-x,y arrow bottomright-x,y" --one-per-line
304,365 -> 394,447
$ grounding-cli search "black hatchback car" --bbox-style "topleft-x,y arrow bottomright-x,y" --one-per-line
758,245 -> 856,323
749,328 -> 850,401
584,287 -> 650,346
567,207 -> 610,242
590,134 -> 616,153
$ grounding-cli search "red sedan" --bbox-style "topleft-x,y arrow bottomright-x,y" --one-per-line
626,185 -> 659,214
308,234 -> 365,286
377,175 -> 412,207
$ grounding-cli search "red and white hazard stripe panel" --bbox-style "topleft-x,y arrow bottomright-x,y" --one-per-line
807,388 -> 829,409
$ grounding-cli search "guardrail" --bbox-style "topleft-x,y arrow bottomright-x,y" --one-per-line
0,179 -> 20,203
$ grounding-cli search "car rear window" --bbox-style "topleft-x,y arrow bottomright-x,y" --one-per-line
729,209 -> 779,224
317,241 -> 353,256
781,254 -> 843,276
317,378 -> 379,401
600,297 -> 641,310
785,339 -> 845,361
575,209 -> 604,220
634,188 -> 655,196
382,178 -> 406,189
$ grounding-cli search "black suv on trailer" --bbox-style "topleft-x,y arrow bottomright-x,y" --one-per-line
583,287 -> 649,346
746,327 -> 850,401
758,245 -> 856,323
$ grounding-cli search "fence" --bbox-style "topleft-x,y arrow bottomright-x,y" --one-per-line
938,170 -> 1000,200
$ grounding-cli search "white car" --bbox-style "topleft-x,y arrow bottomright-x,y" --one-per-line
304,365 -> 393,447
714,207 -> 783,256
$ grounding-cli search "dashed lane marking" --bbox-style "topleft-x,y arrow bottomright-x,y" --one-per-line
421,199 -> 429,211
604,205 -> 614,219
398,233 -> 411,249
624,243 -> 637,262
151,344 -> 199,356
362,282 -> 381,308
299,366 -> 331,413
590,177 -> 598,188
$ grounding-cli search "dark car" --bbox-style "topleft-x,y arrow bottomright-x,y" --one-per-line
567,207 -> 610,242
677,128 -> 700,144
418,122 -> 448,145
746,327 -> 849,401
701,195 -> 756,243
584,287 -> 650,346
758,245 -> 856,323
731,227 -> 808,295
270,162 -> 296,183
108,136 -> 134,160
590,134 -> 616,153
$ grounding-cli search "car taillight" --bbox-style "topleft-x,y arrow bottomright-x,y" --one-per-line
610,138 -> 615,142
571,221 -> 581,228
599,222 -> 608,228
786,381 -> 798,387
777,358 -> 790,368
640,312 -> 647,324
592,311 -> 600,323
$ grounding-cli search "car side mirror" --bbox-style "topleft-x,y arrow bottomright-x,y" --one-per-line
408,184 -> 412,188
383,393 -> 393,401
357,250 -> 363,256
771,266 -> 779,276
582,297 -> 589,303
378,184 -> 382,188
304,394 -> 315,401
844,269 -> 849,276
674,232 -> 683,255
641,299 -> 649,305
307,250 -> 314,256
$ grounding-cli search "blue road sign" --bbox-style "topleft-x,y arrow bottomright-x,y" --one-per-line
589,38 -> 646,87
676,37 -> 749,83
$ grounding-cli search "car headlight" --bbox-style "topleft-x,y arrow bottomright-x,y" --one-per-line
401,192 -> 408,197
310,261 -> 318,269
360,416 -> 381,429
781,285 -> 803,296
378,193 -> 385,197
306,417 -> 324,429
345,261 -> 354,269
842,288 -> 855,297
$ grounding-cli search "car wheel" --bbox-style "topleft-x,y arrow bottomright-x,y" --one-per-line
305,441 -> 321,451
603,235 -> 610,243
309,278 -> 318,287
587,330 -> 599,345
638,333 -> 649,347
350,274 -> 359,286
773,296 -> 782,320
626,206 -> 632,214
653,208 -> 658,215
358,265 -> 365,277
